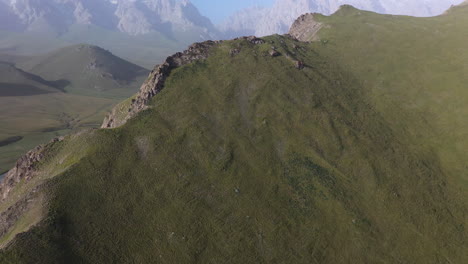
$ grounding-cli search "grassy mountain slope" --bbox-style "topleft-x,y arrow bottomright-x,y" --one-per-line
0,45 -> 148,173
300,4 -> 468,192
0,5 -> 466,264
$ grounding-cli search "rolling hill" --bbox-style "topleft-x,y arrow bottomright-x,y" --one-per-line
0,45 -> 149,174
0,3 -> 466,264
19,44 -> 149,98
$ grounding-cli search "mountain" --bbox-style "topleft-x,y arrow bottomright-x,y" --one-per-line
0,3 -> 467,263
0,44 -> 148,173
18,44 -> 149,97
220,0 -> 465,37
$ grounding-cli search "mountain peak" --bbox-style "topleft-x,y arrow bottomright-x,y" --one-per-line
18,44 -> 149,94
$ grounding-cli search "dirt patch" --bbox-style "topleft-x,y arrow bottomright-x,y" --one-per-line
135,136 -> 151,159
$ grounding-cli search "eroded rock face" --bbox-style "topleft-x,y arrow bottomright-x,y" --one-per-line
0,137 -> 63,201
0,186 -> 42,240
288,13 -> 324,42
102,40 -> 222,128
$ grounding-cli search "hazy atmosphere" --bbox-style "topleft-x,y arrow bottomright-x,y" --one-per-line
0,0 -> 466,263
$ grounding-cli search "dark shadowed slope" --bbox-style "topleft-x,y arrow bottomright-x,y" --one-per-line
0,62 -> 66,96
0,4 -> 466,264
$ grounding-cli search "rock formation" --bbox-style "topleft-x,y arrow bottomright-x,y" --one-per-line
0,137 -> 63,201
289,13 -> 324,42
102,36 -> 270,128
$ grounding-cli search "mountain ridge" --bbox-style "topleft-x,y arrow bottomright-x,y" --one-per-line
0,3 -> 466,263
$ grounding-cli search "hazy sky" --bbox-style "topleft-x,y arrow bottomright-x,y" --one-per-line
191,0 -> 275,24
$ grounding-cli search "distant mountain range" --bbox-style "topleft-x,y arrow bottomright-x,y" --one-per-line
0,0 -> 463,67
0,0 -> 219,67
220,0 -> 465,37
0,0 -> 217,37
1,0 -> 463,39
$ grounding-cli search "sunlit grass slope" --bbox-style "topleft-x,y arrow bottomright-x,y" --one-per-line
307,4 -> 468,190
0,5 -> 466,264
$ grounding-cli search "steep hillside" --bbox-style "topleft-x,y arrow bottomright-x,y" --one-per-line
290,3 -> 468,190
0,4 -> 466,264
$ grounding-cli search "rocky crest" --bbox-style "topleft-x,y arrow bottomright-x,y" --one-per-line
102,36 -> 272,128
102,40 -> 222,128
288,13 -> 324,42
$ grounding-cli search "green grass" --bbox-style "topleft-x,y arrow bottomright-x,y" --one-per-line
0,5 -> 467,264
310,5 -> 468,189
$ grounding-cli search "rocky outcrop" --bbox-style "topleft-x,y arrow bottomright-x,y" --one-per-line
269,49 -> 281,57
232,36 -> 266,45
0,185 -> 42,240
289,13 -> 324,42
102,40 -> 222,128
0,136 -> 64,244
0,137 -> 63,201
294,60 -> 305,69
